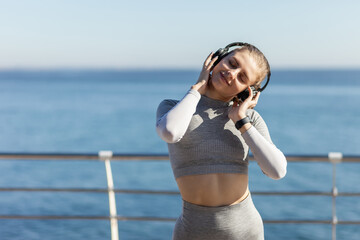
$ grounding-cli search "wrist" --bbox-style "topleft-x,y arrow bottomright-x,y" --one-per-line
238,113 -> 247,120
235,116 -> 251,130
232,113 -> 247,123
191,83 -> 205,95
191,84 -> 199,91
239,122 -> 252,134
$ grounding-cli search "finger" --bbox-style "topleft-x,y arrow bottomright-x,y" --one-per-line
204,52 -> 214,65
209,55 -> 218,65
248,86 -> 254,98
203,57 -> 218,72
233,96 -> 240,105
205,58 -> 218,72
254,91 -> 261,102
249,102 -> 257,109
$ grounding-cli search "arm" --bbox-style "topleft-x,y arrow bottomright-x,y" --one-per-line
156,52 -> 218,143
229,87 -> 287,180
241,125 -> 287,180
156,89 -> 201,143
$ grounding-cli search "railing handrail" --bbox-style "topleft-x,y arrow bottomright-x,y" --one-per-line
0,152 -> 359,162
1,152 -> 359,240
0,215 -> 358,225
1,187 -> 360,196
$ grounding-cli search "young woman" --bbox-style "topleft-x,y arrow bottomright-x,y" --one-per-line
156,42 -> 287,240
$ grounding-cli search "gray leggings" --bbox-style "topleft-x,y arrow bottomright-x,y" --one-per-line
172,194 -> 264,240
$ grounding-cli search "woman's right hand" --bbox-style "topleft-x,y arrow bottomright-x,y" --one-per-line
191,52 -> 218,95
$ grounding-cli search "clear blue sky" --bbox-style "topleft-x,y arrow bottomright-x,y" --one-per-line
1,0 -> 359,70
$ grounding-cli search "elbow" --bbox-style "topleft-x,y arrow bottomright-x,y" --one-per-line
265,165 -> 286,180
160,130 -> 180,143
270,156 -> 287,180
271,165 -> 287,180
260,153 -> 287,180
156,124 -> 182,143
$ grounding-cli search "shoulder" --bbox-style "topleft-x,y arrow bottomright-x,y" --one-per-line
156,99 -> 179,118
158,99 -> 179,109
246,109 -> 272,143
159,99 -> 179,106
246,109 -> 264,124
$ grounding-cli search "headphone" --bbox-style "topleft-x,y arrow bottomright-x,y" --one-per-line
212,42 -> 271,102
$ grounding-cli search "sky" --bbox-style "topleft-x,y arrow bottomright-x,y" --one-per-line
0,0 -> 359,70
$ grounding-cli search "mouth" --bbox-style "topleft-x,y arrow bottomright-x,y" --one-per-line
220,71 -> 230,86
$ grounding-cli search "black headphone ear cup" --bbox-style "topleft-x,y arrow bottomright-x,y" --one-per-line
237,86 -> 258,102
212,48 -> 227,67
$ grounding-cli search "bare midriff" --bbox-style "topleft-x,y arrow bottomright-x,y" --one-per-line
176,173 -> 249,207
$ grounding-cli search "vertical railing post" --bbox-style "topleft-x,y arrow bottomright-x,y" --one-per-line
328,152 -> 342,240
99,151 -> 119,240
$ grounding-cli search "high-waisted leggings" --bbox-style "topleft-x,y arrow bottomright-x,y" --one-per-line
172,194 -> 264,240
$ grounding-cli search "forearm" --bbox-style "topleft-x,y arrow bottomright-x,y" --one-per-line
156,89 -> 201,143
241,126 -> 287,179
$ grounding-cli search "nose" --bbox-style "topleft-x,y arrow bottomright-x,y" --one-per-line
223,69 -> 238,81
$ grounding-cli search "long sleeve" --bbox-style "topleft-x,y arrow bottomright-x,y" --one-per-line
156,89 -> 201,143
242,126 -> 287,179
241,110 -> 287,180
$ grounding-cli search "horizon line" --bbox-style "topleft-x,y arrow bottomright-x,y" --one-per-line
1,66 -> 360,72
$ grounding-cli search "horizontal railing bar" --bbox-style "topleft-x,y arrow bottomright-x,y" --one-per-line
0,187 -> 109,193
114,189 -> 180,195
336,221 -> 360,225
0,153 -> 359,162
264,220 -> 332,224
1,153 -> 359,231
0,215 -> 110,220
263,220 -> 360,225
0,215 -> 359,224
1,187 -> 359,197
117,216 -> 177,222
0,215 -> 176,221
254,191 -> 360,196
0,187 -> 179,195
0,153 -> 169,161
337,193 -> 360,197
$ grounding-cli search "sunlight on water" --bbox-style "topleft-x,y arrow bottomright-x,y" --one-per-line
0,70 -> 359,239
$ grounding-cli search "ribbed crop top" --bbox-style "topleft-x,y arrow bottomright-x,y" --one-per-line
156,89 -> 287,180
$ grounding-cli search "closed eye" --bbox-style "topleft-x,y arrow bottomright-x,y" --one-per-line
229,58 -> 237,68
238,74 -> 245,83
231,56 -> 250,83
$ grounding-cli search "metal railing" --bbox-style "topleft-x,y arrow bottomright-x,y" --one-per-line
0,152 -> 359,240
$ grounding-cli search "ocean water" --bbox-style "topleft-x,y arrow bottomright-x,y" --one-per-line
0,69 -> 359,239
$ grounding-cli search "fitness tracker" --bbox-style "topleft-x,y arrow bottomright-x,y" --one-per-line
235,117 -> 251,130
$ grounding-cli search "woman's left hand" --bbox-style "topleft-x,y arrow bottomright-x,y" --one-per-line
228,86 -> 260,123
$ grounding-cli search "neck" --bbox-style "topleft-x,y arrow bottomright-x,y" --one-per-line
204,86 -> 233,103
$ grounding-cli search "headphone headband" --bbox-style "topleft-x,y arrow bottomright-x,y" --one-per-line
224,42 -> 246,50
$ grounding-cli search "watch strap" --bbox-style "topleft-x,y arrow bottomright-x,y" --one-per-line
235,117 -> 251,130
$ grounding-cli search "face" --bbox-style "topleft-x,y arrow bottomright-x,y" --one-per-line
209,50 -> 259,101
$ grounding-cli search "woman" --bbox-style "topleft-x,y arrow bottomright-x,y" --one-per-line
156,42 -> 287,240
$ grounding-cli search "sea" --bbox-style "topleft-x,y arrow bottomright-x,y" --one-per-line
0,69 -> 359,240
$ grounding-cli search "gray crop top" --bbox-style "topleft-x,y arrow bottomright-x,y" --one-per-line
156,89 -> 287,180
